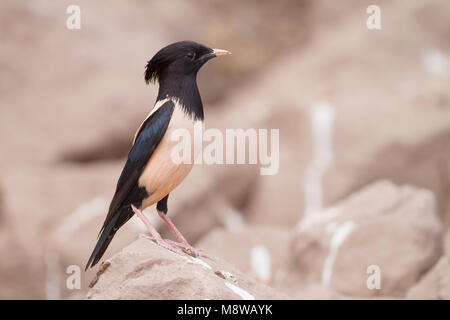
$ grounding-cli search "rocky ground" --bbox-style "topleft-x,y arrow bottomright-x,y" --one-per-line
87,181 -> 448,299
1,0 -> 449,299
86,238 -> 288,300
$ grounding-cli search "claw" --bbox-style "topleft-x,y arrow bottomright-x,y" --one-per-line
139,233 -> 185,256
165,239 -> 214,260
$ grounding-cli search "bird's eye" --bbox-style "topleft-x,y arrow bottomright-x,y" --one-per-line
186,51 -> 195,60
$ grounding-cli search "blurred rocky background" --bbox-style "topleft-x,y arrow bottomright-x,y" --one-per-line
0,0 -> 449,299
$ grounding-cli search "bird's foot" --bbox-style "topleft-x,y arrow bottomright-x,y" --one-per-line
133,205 -> 185,256
165,239 -> 214,260
139,233 -> 185,256
138,234 -> 213,260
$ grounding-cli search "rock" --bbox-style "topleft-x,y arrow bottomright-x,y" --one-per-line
0,225 -> 45,299
86,238 -> 288,300
406,256 -> 450,300
330,129 -> 450,228
1,162 -> 145,299
197,226 -> 291,285
198,226 -> 346,299
280,181 -> 443,298
0,186 -> 3,225
406,231 -> 450,299
292,284 -> 342,300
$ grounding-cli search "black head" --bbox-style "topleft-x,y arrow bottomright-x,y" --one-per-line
145,41 -> 230,84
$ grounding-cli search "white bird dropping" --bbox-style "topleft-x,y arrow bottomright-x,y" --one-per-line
250,245 -> 272,283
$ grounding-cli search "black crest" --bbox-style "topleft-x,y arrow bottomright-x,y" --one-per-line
145,41 -> 212,84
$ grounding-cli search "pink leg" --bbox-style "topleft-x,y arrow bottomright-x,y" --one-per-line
157,210 -> 188,243
131,205 -> 184,256
157,210 -> 213,259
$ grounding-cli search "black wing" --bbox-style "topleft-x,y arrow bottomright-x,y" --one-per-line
85,100 -> 175,269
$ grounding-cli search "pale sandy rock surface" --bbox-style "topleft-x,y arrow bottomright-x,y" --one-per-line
197,226 -> 291,284
86,181 -> 446,300
0,225 -> 45,299
407,231 -> 450,299
86,238 -> 288,300
279,181 -> 443,298
406,256 -> 450,299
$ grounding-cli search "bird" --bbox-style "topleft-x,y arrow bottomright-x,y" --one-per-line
85,41 -> 231,270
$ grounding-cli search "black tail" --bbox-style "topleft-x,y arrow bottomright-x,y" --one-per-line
85,213 -> 120,270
